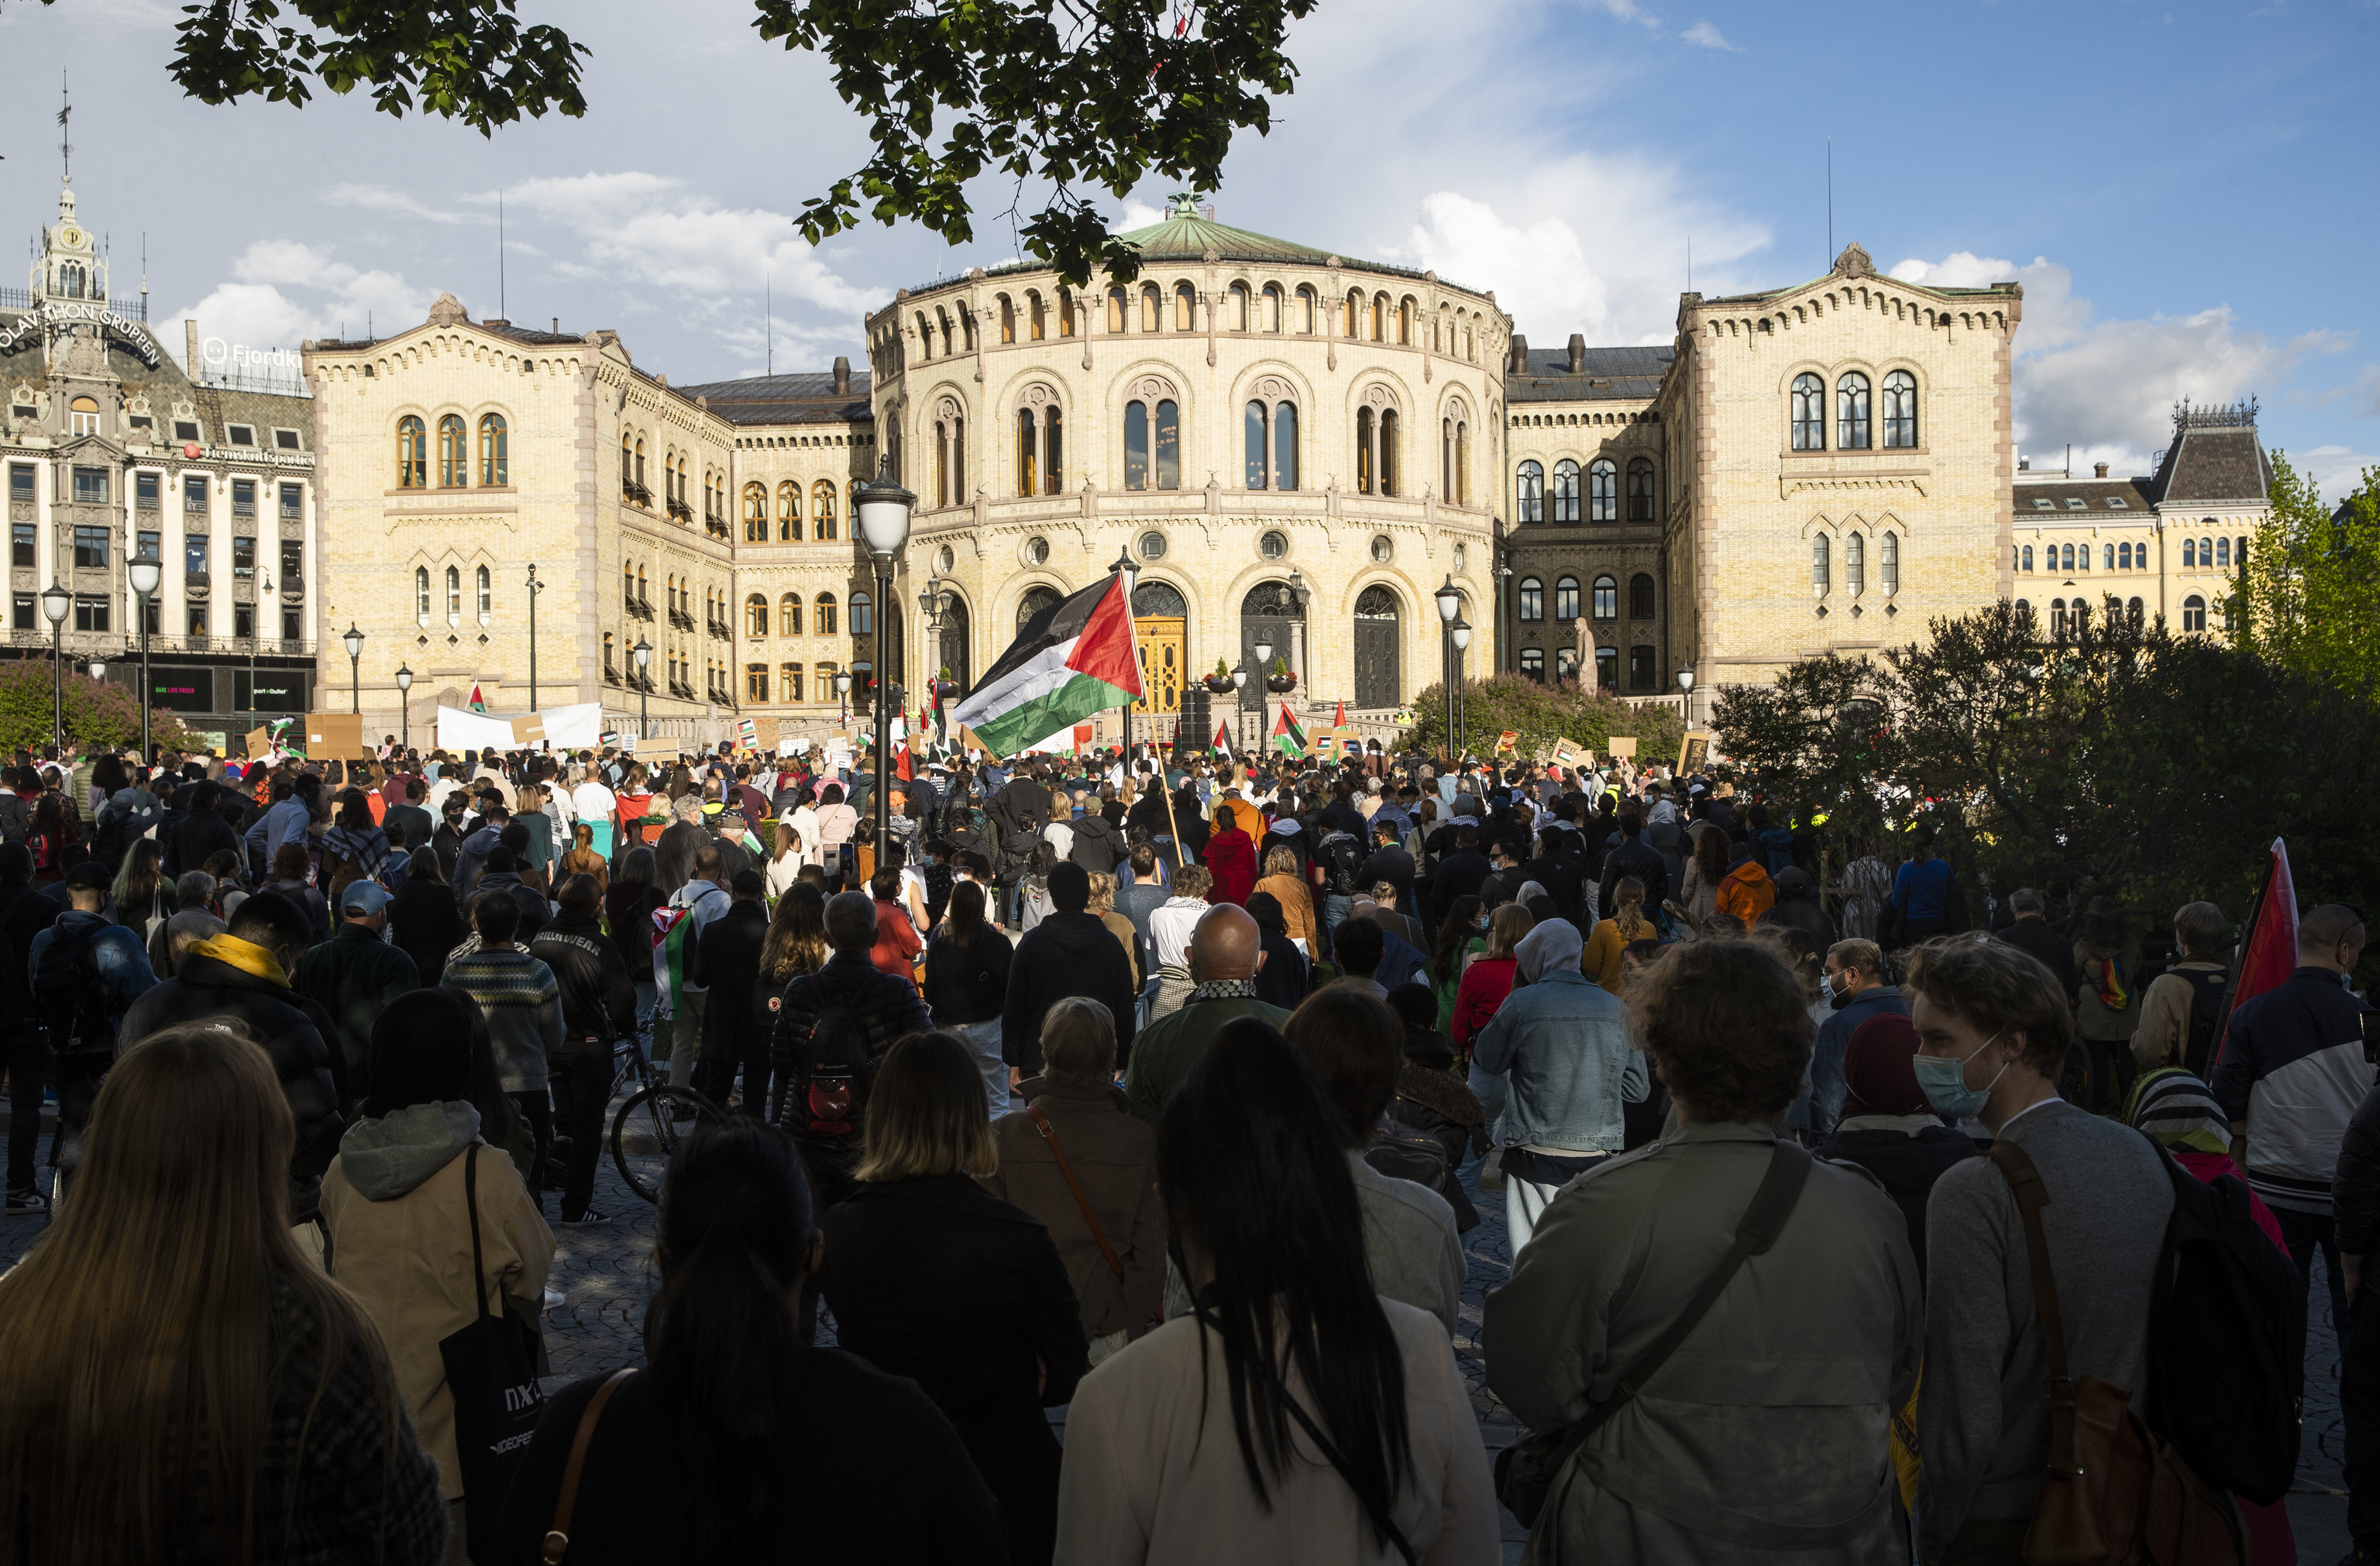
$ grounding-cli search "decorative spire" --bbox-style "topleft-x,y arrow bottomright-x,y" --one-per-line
1831,241 -> 1874,278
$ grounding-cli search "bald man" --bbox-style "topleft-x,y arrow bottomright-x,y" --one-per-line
1122,903 -> 1295,1126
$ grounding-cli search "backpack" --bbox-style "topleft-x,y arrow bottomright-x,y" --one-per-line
35,921 -> 112,1058
2141,1135 -> 2305,1505
0,793 -> 26,846
2179,969 -> 2230,1080
1318,831 -> 1366,897
803,997 -> 872,1139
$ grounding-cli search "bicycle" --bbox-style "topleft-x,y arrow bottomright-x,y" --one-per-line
606,1035 -> 729,1203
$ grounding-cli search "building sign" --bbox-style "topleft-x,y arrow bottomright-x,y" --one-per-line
199,338 -> 301,378
146,666 -> 215,713
234,669 -> 311,711
0,298 -> 163,366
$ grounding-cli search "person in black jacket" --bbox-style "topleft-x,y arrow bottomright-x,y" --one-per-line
112,890 -> 347,1222
1067,808 -> 1126,878
690,869 -> 772,1113
1812,1012 -> 1982,1279
821,1031 -> 1088,1566
531,872 -> 639,1224
1002,862 -> 1137,1080
388,847 -> 467,986
1993,886 -> 2081,1000
1427,822 -> 1493,929
921,879 -> 1015,1114
1758,866 -> 1838,956
1597,811 -> 1670,926
162,780 -> 243,879
767,891 -> 934,1209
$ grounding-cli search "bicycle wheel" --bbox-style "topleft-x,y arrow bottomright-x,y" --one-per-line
610,1085 -> 728,1203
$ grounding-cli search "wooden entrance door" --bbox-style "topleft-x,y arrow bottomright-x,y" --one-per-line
1134,618 -> 1184,714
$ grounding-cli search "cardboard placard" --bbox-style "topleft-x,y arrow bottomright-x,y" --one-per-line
243,725 -> 273,760
1677,731 -> 1711,775
1604,736 -> 1639,759
1495,730 -> 1519,754
753,717 -> 781,751
304,713 -> 366,759
1549,738 -> 1583,767
516,715 -> 547,746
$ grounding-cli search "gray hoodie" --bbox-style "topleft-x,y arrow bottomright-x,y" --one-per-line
335,1102 -> 480,1201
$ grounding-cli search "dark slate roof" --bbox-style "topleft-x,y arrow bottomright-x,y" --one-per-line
1505,346 -> 1674,403
2013,476 -> 2155,515
2147,426 -> 2271,506
672,370 -> 875,427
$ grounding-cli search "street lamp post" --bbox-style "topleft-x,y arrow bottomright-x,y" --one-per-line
1433,575 -> 1460,762
632,637 -> 653,742
1451,616 -> 1472,756
1251,631 -> 1274,762
1676,663 -> 1696,727
40,580 -> 69,750
526,563 -> 545,711
342,624 -> 365,717
1230,661 -> 1247,753
854,458 -> 916,871
129,558 -> 160,764
1109,548 -> 1137,763
834,668 -> 851,731
917,573 -> 948,744
396,663 -> 414,753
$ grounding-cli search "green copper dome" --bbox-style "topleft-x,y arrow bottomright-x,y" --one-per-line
1113,194 -> 1340,265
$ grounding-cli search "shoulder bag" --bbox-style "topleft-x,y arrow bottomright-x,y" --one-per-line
541,1367 -> 637,1564
1494,1138 -> 1811,1528
1986,1141 -> 2246,1564
437,1145 -> 549,1560
1028,1105 -> 1125,1283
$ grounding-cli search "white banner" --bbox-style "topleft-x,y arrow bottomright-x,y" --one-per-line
433,701 -> 606,752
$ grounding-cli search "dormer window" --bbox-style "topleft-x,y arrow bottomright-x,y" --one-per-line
2065,497 -> 2086,511
2105,496 -> 2128,509
228,425 -> 256,446
274,428 -> 301,450
2032,497 -> 2053,510
69,397 -> 99,437
173,420 -> 201,443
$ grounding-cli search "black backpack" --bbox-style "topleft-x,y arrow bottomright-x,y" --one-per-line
801,996 -> 873,1141
35,921 -> 113,1058
1318,831 -> 1366,897
2179,968 -> 2230,1080
2140,1134 -> 2304,1505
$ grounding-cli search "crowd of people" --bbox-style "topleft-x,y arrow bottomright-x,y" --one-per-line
0,728 -> 2366,1564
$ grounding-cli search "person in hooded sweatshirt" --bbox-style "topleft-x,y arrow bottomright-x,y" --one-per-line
318,990 -> 555,1552
1003,862 -> 1139,1082
1067,803 -> 1126,880
1713,836 -> 1776,927
1812,1014 -> 1983,1277
1200,811 -> 1257,908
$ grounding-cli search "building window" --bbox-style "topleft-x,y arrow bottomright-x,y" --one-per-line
816,594 -> 837,636
1260,531 -> 1288,559
1595,645 -> 1618,689
275,428 -> 301,450
136,472 -> 160,511
9,465 -> 33,502
813,481 -> 837,540
1262,284 -> 1284,332
72,467 -> 108,504
2020,544 -> 2033,572
1790,373 -> 1825,450
445,566 -> 462,624
1629,644 -> 1655,690
228,424 -> 256,447
2181,539 -> 2196,569
1553,576 -> 1580,621
1845,532 -> 1866,596
235,603 -> 255,639
188,535 -> 210,578
777,480 -> 802,541
1629,573 -> 1655,619
415,567 -> 431,623
747,663 -> 771,703
183,476 -> 208,515
72,525 -> 108,570
1242,395 -> 1297,491
2235,536 -> 2249,570
476,566 -> 491,623
437,415 -> 467,486
1812,534 -> 1831,596
233,535 -> 258,580
1882,370 -> 1917,447
1836,372 -> 1872,449
1881,532 -> 1899,594
1139,531 -> 1167,560
74,597 -> 109,632
69,396 -> 100,436
398,416 -> 427,486
478,413 -> 507,485
1518,576 -> 1543,621
782,663 -> 804,702
851,592 -> 873,635
11,596 -> 30,632
1555,645 -> 1580,683
2216,536 -> 2231,569
2117,541 -> 2132,570
283,607 -> 301,642
1587,459 -> 1616,523
1627,459 -> 1655,521
745,594 -> 769,637
1123,391 -> 1181,491
280,483 -> 303,519
11,523 -> 32,568
1592,574 -> 1618,620
186,602 -> 207,636
742,483 -> 767,542
1515,460 -> 1543,523
934,404 -> 966,508
778,594 -> 800,635
1550,459 -> 1579,524
1175,282 -> 1196,332
136,529 -> 160,566
1353,400 -> 1399,495
229,480 -> 254,518
2182,594 -> 2206,633
1519,647 -> 1545,681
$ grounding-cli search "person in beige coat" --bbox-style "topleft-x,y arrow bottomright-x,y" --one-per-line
1054,1021 -> 1497,1566
321,1005 -> 555,1564
1484,937 -> 1920,1564
985,997 -> 1165,1365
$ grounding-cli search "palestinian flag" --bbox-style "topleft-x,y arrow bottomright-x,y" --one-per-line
1271,702 -> 1307,757
467,683 -> 487,714
2210,838 -> 2299,1073
950,576 -> 1144,757
1212,720 -> 1232,756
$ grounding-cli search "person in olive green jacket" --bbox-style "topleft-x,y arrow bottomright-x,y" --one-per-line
1121,904 -> 1290,1126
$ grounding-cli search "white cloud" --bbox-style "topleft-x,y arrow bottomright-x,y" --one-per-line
2296,445 -> 2380,503
167,241 -> 433,363
1581,0 -> 1659,25
1896,249 -> 2322,473
1681,21 -> 1740,50
324,183 -> 477,225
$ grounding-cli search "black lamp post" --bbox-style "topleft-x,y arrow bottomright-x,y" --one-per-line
129,558 -> 160,763
526,563 -> 545,711
854,457 -> 915,869
40,580 -> 69,749
396,663 -> 414,752
632,636 -> 653,742
1677,663 -> 1697,727
1433,574 -> 1460,761
342,623 -> 365,715
834,668 -> 851,730
1450,615 -> 1471,756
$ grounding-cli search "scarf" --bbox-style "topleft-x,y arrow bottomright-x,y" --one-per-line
1185,977 -> 1259,1003
184,932 -> 286,986
2094,954 -> 2132,1013
2127,1068 -> 2230,1155
322,822 -> 390,878
1395,1061 -> 1485,1128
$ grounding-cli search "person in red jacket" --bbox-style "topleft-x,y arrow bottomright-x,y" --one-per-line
1714,847 -> 1776,926
868,865 -> 923,981
1202,816 -> 1257,907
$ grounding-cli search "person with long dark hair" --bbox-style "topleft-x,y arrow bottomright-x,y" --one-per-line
492,1120 -> 1002,1562
923,879 -> 1014,1113
1054,1019 -> 1497,1563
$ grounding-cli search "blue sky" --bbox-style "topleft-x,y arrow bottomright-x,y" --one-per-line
5,0 -> 2373,495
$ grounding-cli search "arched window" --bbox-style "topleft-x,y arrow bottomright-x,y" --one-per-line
932,403 -> 965,508
2077,542 -> 2089,571
1519,648 -> 1545,681
2199,534 -> 2214,566
1456,418 -> 1470,503
1551,459 -> 1579,523
415,566 -> 431,625
813,481 -> 837,539
438,415 -> 468,486
1343,291 -> 1360,337
1016,584 -> 1061,633
1058,287 -> 1076,338
1356,407 -> 1374,494
2050,597 -> 2069,638
478,413 -> 507,485
1836,372 -> 1872,450
2127,597 -> 2145,629
815,594 -> 838,636
397,416 -> 427,487
1262,284 -> 1283,332
1556,646 -> 1580,683
1398,298 -> 1412,345
1229,282 -> 1250,330
779,593 -> 801,636
1297,286 -> 1317,334
2021,544 -> 2034,572
2235,536 -> 2249,569
1140,284 -> 1161,333
1017,407 -> 1039,497
1790,373 -> 1826,450
1629,573 -> 1656,619
1594,574 -> 1620,619
445,566 -> 462,624
2117,541 -> 2131,570
1273,401 -> 1298,491
1553,575 -> 1580,620
1244,387 -> 1297,490
742,482 -> 768,542
1106,287 -> 1126,333
1379,409 -> 1398,495
1027,291 -> 1045,340
745,594 -> 769,637
1245,402 -> 1268,490
1518,576 -> 1543,621
1627,459 -> 1654,521
475,565 -> 491,622
2182,538 -> 2196,569
778,480 -> 801,541
1588,459 -> 1617,522
2103,543 -> 2115,571
635,440 -> 648,490
1882,532 -> 1900,594
67,396 -> 98,436
998,295 -> 1016,344
1175,281 -> 1195,332
1845,532 -> 1866,595
1515,460 -> 1544,523
1882,370 -> 1917,447
1371,294 -> 1386,342
1123,383 -> 1181,491
2182,594 -> 2206,632
851,592 -> 873,635
1812,534 -> 1831,596
2216,536 -> 2230,569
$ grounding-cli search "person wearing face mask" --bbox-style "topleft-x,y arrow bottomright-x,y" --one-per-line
1909,936 -> 2174,1565
1800,939 -> 1909,1143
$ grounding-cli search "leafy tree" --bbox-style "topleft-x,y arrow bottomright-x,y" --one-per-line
0,661 -> 192,756
1405,674 -> 1684,770
2238,449 -> 2380,702
96,0 -> 1316,285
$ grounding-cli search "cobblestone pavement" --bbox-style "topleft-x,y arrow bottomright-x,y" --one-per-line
0,1092 -> 2353,1563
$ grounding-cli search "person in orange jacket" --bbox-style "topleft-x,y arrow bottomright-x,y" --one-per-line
1714,847 -> 1776,925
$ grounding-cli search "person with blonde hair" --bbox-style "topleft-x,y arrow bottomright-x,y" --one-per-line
557,819 -> 608,893
822,1031 -> 1089,1564
0,1022 -> 449,1562
987,997 -> 1164,1365
1086,871 -> 1144,991
1581,874 -> 1652,994
1252,841 -> 1317,953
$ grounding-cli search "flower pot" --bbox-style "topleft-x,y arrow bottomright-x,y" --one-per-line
931,680 -> 958,700
1266,674 -> 1298,694
1202,675 -> 1237,694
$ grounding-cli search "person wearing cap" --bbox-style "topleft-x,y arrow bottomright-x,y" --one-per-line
294,879 -> 422,1098
1811,1014 -> 1983,1278
1470,917 -> 1648,1253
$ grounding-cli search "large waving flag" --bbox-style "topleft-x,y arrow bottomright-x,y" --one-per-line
1271,701 -> 1308,757
2211,838 -> 2299,1073
1212,720 -> 1232,756
951,577 -> 1144,758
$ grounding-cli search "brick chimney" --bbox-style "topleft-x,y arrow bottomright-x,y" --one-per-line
1569,334 -> 1586,374
834,356 -> 851,395
2093,462 -> 2109,478
1508,334 -> 1529,373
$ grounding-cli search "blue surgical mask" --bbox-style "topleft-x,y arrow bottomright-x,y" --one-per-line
1912,1030 -> 2007,1123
